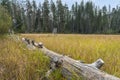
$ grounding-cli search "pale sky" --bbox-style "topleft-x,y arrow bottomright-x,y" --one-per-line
30,0 -> 120,9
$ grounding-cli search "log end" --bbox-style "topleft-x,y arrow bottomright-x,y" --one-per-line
38,42 -> 43,48
22,38 -> 30,44
91,58 -> 104,69
22,38 -> 25,41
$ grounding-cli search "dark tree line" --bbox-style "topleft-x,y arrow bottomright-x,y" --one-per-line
1,0 -> 120,34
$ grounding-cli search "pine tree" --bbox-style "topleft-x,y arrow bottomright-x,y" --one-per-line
50,0 -> 57,30
64,4 -> 70,33
26,0 -> 32,33
31,0 -> 37,32
56,0 -> 65,33
102,6 -> 108,33
42,0 -> 50,32
35,3 -> 43,32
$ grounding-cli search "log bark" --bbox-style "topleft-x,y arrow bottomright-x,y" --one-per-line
22,38 -> 120,80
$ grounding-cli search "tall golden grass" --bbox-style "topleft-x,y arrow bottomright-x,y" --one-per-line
22,34 -> 120,78
0,35 -> 66,80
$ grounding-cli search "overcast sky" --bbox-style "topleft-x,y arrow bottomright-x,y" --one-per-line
30,0 -> 120,9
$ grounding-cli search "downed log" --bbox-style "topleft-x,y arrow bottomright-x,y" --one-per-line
40,47 -> 120,80
22,38 -> 120,80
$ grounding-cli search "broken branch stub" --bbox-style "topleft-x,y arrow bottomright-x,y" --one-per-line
91,59 -> 104,69
22,38 -> 36,50
87,59 -> 104,69
31,40 -> 35,46
37,42 -> 43,48
22,38 -> 30,44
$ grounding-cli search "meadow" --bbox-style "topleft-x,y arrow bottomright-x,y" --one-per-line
22,34 -> 120,78
0,34 -> 120,80
0,35 -> 65,80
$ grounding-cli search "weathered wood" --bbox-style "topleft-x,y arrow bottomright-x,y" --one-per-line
22,38 -> 120,80
22,38 -> 36,50
40,47 -> 120,80
88,59 -> 104,69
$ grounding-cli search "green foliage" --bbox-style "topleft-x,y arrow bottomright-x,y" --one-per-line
56,0 -> 65,33
0,5 -> 12,34
1,0 -> 120,34
42,0 -> 50,32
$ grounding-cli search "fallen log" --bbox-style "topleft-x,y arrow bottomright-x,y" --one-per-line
22,38 -> 120,80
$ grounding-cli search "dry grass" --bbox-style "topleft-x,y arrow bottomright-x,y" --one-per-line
0,34 -> 120,80
22,34 -> 120,78
0,35 -> 66,80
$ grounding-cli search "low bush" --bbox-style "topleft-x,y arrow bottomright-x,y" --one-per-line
0,5 -> 12,34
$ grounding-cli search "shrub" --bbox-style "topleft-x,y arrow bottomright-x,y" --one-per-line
0,5 -> 12,34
